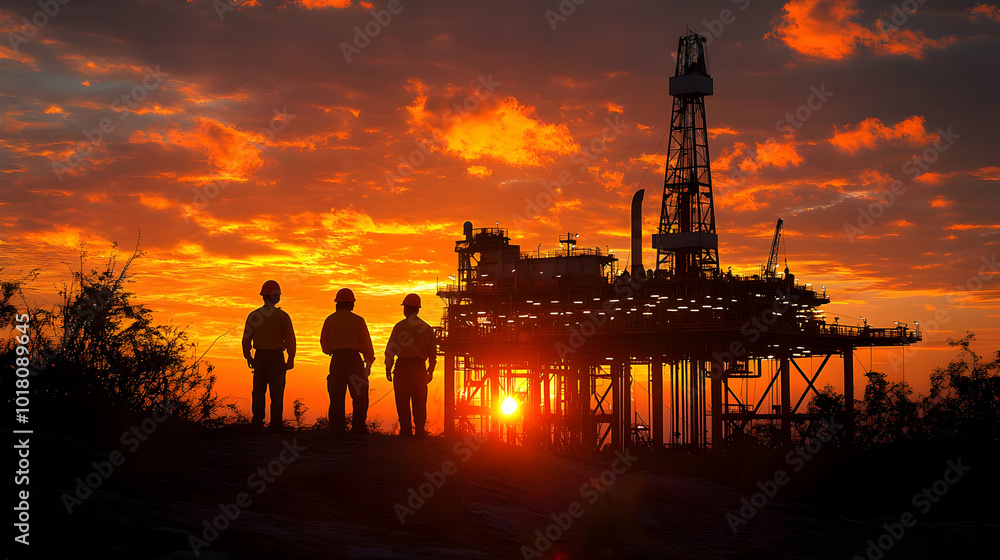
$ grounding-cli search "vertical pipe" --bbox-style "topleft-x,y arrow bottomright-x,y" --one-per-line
844,349 -> 855,445
690,360 -> 700,447
544,366 -> 552,416
489,363 -> 500,441
583,365 -> 596,450
652,359 -> 664,446
444,353 -> 455,437
711,361 -> 723,449
533,363 -> 542,448
780,357 -> 791,446
681,361 -> 688,446
672,363 -> 679,447
631,189 -> 645,278
611,358 -> 621,450
623,357 -> 632,450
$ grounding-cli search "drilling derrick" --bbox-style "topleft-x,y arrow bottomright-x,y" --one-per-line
654,31 -> 718,278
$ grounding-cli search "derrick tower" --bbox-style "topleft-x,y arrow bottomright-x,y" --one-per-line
653,31 -> 718,278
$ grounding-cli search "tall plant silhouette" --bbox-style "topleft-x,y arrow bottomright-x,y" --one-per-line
2,240 -> 222,430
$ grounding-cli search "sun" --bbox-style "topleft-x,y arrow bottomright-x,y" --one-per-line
500,396 -> 518,416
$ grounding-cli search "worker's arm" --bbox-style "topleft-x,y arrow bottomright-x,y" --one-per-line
360,319 -> 375,376
384,323 -> 399,382
241,315 -> 254,369
425,323 -> 437,382
426,356 -> 437,383
283,312 -> 296,370
320,316 -> 332,355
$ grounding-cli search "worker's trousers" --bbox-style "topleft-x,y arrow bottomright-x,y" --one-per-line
328,349 -> 368,433
393,357 -> 428,436
251,349 -> 286,428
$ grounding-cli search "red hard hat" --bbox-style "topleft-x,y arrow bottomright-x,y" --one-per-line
259,280 -> 281,296
402,293 -> 421,308
335,288 -> 356,302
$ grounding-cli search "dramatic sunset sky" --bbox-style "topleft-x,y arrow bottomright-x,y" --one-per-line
2,0 -> 998,430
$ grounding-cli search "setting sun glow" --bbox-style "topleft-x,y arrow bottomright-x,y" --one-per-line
501,396 -> 519,416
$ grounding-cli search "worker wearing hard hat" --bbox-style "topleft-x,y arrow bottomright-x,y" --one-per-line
385,293 -> 437,437
320,288 -> 376,435
242,280 -> 297,431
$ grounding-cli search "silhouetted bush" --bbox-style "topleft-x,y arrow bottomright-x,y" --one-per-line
798,332 -> 999,449
2,243 -> 227,434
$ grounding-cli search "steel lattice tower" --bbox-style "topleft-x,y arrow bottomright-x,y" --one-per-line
653,32 -> 719,278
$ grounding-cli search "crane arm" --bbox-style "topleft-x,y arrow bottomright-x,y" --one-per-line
765,218 -> 783,278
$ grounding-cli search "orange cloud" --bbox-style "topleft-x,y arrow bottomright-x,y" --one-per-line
970,3 -> 1000,21
708,126 -> 739,138
130,118 -> 267,183
406,82 -> 578,167
828,116 -> 937,153
749,139 -> 803,170
715,138 -> 803,176
588,167 -> 625,193
20,226 -> 96,250
138,194 -> 173,210
930,195 -> 952,208
946,224 -> 1000,231
970,166 -> 1000,180
295,0 -> 353,7
466,165 -> 492,178
767,0 -> 959,60
715,181 -> 775,212
913,172 -> 954,184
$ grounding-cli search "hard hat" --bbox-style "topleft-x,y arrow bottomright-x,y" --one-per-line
402,293 -> 421,308
335,288 -> 356,302
259,280 -> 281,296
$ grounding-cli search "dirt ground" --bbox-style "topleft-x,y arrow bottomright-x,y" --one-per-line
25,427 -> 1000,559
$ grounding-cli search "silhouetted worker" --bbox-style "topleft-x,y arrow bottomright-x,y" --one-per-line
385,293 -> 436,437
242,280 -> 296,431
321,288 -> 375,435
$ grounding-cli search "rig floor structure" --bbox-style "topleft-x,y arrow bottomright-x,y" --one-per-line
435,225 -> 919,451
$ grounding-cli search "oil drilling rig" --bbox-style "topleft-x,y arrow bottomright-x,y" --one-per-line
435,31 -> 919,450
